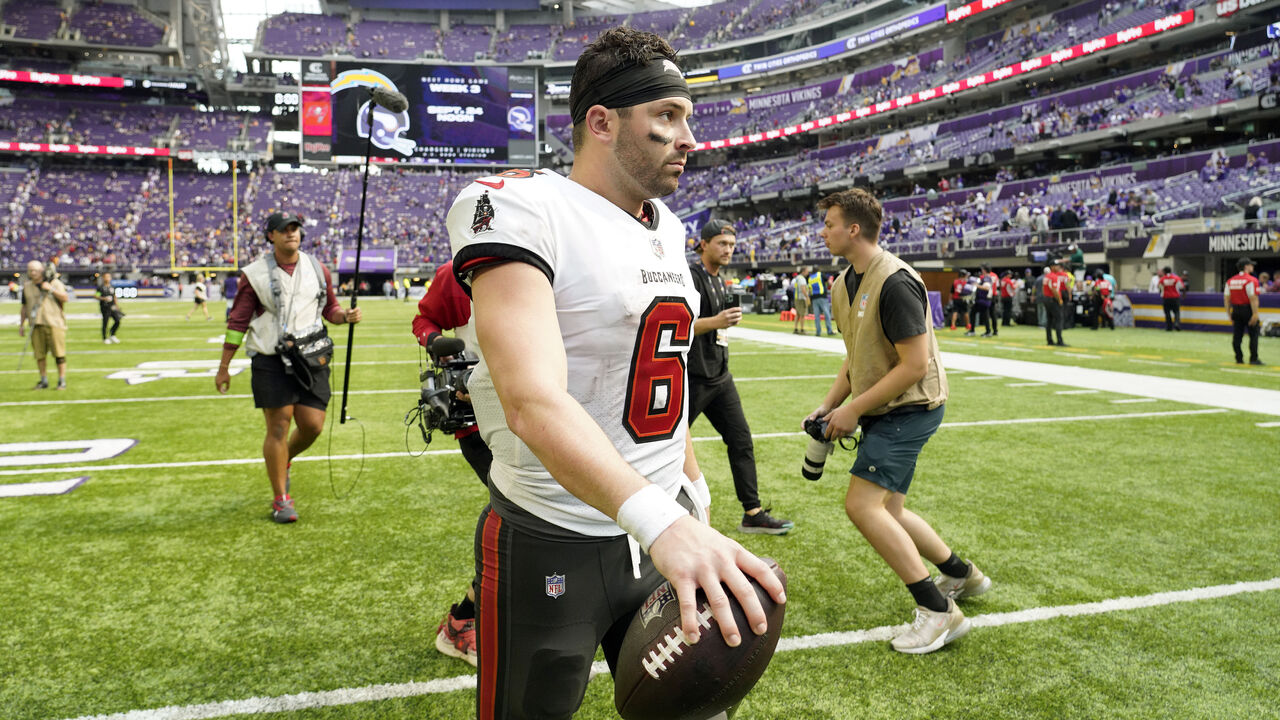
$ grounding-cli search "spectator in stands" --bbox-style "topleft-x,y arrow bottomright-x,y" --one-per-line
20,260 -> 69,390
1244,196 -> 1262,223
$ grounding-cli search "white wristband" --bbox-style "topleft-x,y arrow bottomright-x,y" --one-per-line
616,484 -> 689,553
691,473 -> 711,508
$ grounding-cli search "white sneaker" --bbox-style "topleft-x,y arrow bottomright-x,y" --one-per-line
934,562 -> 992,600
110,336 -> 121,344
103,338 -> 111,344
891,599 -> 970,655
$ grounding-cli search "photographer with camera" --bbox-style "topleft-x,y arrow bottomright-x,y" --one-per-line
690,219 -> 793,535
806,189 -> 989,655
410,259 -> 490,667
96,272 -> 124,344
19,260 -> 70,390
215,212 -> 362,524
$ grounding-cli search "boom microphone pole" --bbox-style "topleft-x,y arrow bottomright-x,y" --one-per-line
339,87 -> 409,423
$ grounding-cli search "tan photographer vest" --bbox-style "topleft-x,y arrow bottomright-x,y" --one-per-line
832,250 -> 947,416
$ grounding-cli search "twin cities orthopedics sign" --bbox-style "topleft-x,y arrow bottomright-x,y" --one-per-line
693,10 -> 1195,152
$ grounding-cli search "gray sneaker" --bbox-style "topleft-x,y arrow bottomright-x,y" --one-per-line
934,562 -> 992,600
738,507 -> 794,535
271,497 -> 298,524
33,379 -> 48,390
891,599 -> 969,654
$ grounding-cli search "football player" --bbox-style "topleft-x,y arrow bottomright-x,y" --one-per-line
449,27 -> 785,719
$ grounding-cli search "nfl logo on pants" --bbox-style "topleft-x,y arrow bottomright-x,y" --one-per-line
545,574 -> 565,599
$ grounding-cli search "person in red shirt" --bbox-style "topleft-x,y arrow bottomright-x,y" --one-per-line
999,270 -> 1017,327
982,265 -> 1000,336
1224,257 -> 1264,365
411,260 -> 491,667
948,270 -> 970,331
1092,271 -> 1114,330
1158,266 -> 1185,331
1043,260 -> 1069,346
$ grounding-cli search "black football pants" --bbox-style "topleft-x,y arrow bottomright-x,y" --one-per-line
689,377 -> 760,513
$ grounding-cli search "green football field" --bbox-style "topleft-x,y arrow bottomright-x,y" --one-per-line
1,299 -> 1278,720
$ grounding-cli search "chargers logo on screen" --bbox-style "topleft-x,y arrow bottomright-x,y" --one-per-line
507,106 -> 533,134
331,69 -> 416,156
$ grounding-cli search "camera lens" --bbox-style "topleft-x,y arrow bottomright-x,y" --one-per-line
802,437 -> 834,481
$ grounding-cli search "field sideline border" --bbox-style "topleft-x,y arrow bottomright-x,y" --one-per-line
61,577 -> 1280,720
734,328 -> 1280,417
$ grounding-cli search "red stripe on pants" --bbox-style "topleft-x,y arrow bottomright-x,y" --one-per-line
478,510 -> 503,719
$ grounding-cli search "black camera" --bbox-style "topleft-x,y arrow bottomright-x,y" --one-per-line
43,263 -> 57,283
408,335 -> 479,444
800,416 -> 858,481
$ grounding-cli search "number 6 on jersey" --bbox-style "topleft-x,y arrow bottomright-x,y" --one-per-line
624,297 -> 694,443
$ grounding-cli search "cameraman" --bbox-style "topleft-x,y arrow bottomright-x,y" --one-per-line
214,212 -> 362,524
96,272 -> 123,344
411,259 -> 491,667
19,260 -> 70,390
690,220 -> 793,534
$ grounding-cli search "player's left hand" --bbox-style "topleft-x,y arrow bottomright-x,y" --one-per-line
1250,314 -> 1260,326
345,307 -> 363,324
822,403 -> 859,440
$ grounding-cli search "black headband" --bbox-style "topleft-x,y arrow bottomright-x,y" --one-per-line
570,56 -> 692,126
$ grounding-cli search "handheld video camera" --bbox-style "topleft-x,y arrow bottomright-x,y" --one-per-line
409,335 -> 479,445
43,263 -> 57,283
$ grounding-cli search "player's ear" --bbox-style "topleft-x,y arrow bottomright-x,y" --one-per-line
582,105 -> 616,146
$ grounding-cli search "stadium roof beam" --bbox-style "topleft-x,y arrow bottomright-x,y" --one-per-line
181,0 -> 232,107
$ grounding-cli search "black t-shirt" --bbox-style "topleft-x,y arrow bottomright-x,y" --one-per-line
96,283 -> 116,308
688,262 -> 730,383
843,268 -> 929,344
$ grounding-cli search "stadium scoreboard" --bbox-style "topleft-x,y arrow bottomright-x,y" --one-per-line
299,60 -> 538,167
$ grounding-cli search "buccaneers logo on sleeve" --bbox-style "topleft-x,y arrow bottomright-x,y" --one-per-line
471,191 -> 495,235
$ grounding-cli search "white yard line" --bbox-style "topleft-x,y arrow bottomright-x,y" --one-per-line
1256,422 -> 1280,428
730,329 -> 1280,417
1128,358 -> 1182,367
963,375 -> 1005,380
1055,389 -> 1099,395
989,345 -> 1034,352
0,409 -> 1226,478
0,360 -> 420,376
1056,351 -> 1101,359
1006,382 -> 1047,387
0,388 -> 417,408
60,576 -> 1280,720
1110,398 -> 1159,404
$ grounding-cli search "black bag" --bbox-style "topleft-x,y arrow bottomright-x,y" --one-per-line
278,323 -> 332,390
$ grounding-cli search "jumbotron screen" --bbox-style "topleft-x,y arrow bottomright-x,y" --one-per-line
300,61 -> 538,166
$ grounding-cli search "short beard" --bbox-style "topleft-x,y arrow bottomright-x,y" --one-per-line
615,126 -> 681,199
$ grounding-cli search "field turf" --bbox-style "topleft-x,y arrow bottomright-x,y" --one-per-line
1,299 -> 1277,719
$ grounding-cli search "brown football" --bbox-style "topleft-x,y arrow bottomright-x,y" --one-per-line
613,557 -> 787,720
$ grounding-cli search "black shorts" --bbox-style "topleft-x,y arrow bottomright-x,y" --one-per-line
475,485 -> 695,719
194,297 -> 206,305
250,353 -> 331,410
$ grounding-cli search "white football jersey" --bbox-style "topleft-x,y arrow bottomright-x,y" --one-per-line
449,169 -> 698,537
